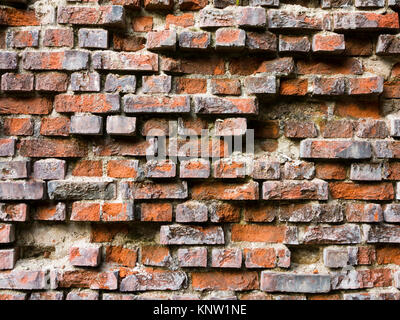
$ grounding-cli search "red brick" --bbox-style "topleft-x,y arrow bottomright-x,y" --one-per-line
329,182 -> 395,200
107,160 -> 138,178
316,163 -> 347,180
211,79 -> 241,96
35,72 -> 68,92
43,28 -> 74,47
54,94 -> 119,113
132,16 -> 153,32
312,33 -> 345,53
40,117 -> 70,136
192,271 -> 259,291
244,248 -> 277,268
0,7 -> 39,26
3,118 -> 33,136
72,160 -> 102,177
102,202 -> 134,222
231,225 -> 296,244
141,203 -> 172,222
70,246 -> 101,267
113,34 -> 145,52
71,202 -> 101,221
141,246 -> 171,267
175,78 -> 207,94
166,13 -> 194,29
19,138 -> 87,158
106,246 -> 137,267
192,181 -> 259,200
0,97 -> 52,115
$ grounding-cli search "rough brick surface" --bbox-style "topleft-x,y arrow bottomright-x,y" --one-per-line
0,0 -> 400,300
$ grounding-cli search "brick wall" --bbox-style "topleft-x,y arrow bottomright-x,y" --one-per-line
0,0 -> 400,301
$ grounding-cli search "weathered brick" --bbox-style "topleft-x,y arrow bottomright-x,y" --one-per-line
0,224 -> 14,243
0,139 -> 15,156
141,246 -> 171,267
124,96 -> 190,113
179,31 -> 211,50
40,117 -> 70,136
120,268 -> 186,292
215,28 -> 246,51
350,163 -> 382,181
176,201 -> 208,223
55,94 -> 119,113
192,271 -> 259,291
192,181 -> 259,200
283,161 -> 315,180
212,248 -> 242,268
92,51 -> 158,71
35,72 -> 68,92
23,51 -> 89,71
7,29 -> 39,48
345,203 -> 383,222
302,225 -> 361,244
367,225 -> 400,243
106,245 -> 137,267
160,225 -> 224,245
312,32 -> 345,53
279,35 -> 310,53
66,290 -> 99,300
142,75 -> 171,94
57,6 -> 125,27
263,180 -> 328,200
333,12 -> 399,31
43,28 -> 74,47
0,181 -> 44,200
278,203 -> 343,223
198,7 -> 266,28
70,115 -> 103,135
267,10 -> 324,31
56,270 -> 118,290
0,271 -> 47,290
285,121 -> 317,138
0,203 -> 28,222
0,52 -> 17,70
246,31 -> 277,52
178,247 -> 207,267
71,202 -> 101,221
70,72 -> 100,92
244,76 -> 276,95
122,181 -> 187,199
211,79 -> 241,96
105,74 -> 136,93
106,116 -> 136,136
0,7 -> 39,27
1,73 -> 33,92
261,272 -> 330,293
131,16 -> 153,33
215,118 -> 246,136
147,30 -> 176,51
145,160 -> 176,178
113,34 -> 145,52
70,246 -> 101,267
33,159 -> 66,180
300,140 -> 372,159
180,159 -> 210,178
34,203 -> 66,221
78,28 -> 108,49
48,181 -> 115,200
